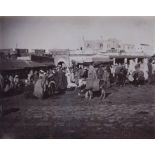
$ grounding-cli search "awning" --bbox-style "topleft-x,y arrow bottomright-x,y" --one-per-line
0,60 -> 27,70
92,57 -> 113,63
77,62 -> 92,66
109,55 -> 150,59
92,57 -> 113,66
0,60 -> 55,71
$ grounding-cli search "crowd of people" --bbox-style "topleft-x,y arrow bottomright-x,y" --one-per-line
71,59 -> 155,88
0,58 -> 155,99
112,58 -> 155,86
0,65 -> 68,98
0,73 -> 24,96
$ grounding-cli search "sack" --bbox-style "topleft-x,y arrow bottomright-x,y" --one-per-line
128,75 -> 134,82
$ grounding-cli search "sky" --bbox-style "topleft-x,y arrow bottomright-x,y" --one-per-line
0,16 -> 155,50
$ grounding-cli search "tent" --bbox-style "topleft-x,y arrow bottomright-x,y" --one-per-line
77,61 -> 92,66
92,57 -> 113,66
109,55 -> 150,59
0,59 -> 55,71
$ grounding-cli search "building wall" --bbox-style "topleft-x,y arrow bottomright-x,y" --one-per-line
84,40 -> 103,50
84,38 -> 121,53
54,55 -> 70,66
52,50 -> 95,67
122,44 -> 135,53
70,55 -> 93,64
136,44 -> 153,54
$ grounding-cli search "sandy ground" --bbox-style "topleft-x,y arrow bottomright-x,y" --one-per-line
0,84 -> 155,139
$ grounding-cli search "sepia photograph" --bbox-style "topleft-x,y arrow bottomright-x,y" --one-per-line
0,16 -> 155,139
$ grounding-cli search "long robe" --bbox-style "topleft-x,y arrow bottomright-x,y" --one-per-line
86,65 -> 98,90
128,60 -> 136,74
0,74 -> 4,92
33,78 -> 44,99
57,69 -> 67,90
66,70 -> 77,88
88,65 -> 97,79
140,63 -> 148,80
96,67 -> 104,80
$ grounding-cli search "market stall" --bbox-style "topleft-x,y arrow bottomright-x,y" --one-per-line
109,55 -> 150,65
92,56 -> 113,67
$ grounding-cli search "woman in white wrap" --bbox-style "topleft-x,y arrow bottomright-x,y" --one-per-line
140,59 -> 148,80
33,73 -> 45,99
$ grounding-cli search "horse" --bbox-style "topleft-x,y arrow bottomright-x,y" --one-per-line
85,79 -> 106,101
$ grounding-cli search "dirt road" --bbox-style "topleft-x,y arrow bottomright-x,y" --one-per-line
0,84 -> 155,138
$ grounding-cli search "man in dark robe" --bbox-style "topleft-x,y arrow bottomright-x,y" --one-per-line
57,66 -> 67,92
132,65 -> 145,86
0,73 -> 4,96
148,60 -> 153,84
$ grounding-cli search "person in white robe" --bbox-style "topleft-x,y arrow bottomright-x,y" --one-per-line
152,60 -> 155,74
66,67 -> 77,88
33,73 -> 45,99
128,59 -> 135,82
140,59 -> 148,80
